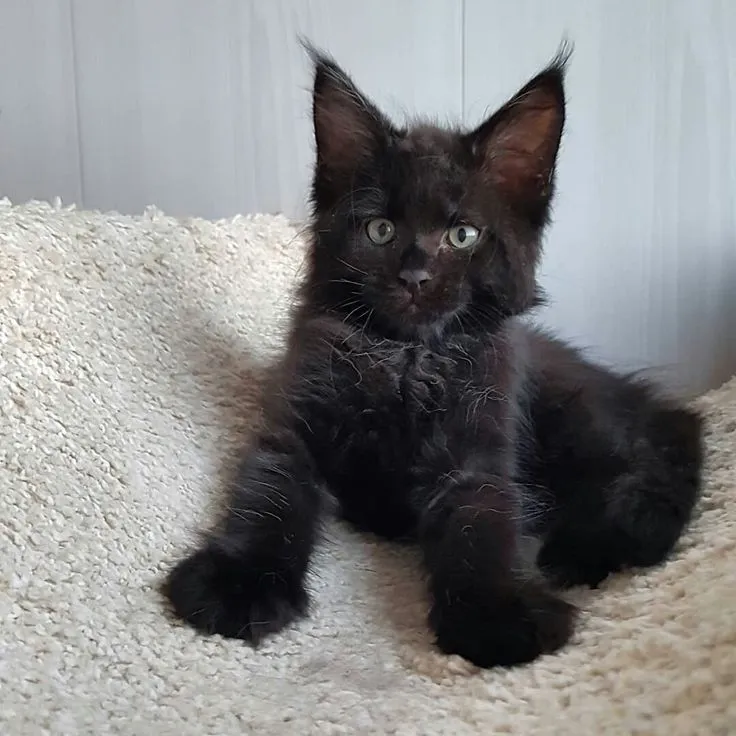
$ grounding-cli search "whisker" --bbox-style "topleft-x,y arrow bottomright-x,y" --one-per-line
335,257 -> 368,276
341,303 -> 369,325
325,278 -> 364,287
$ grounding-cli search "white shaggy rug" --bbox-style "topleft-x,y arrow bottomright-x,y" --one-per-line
2,198 -> 735,735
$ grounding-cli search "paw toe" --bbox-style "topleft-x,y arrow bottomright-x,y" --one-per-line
163,546 -> 307,642
431,587 -> 575,668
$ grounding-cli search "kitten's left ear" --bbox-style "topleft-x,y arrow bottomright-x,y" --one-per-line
468,47 -> 570,221
303,42 -> 393,187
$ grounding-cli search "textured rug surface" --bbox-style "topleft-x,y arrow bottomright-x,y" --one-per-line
1,198 -> 735,735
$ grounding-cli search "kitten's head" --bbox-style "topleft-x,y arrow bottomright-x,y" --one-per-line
302,43 -> 569,340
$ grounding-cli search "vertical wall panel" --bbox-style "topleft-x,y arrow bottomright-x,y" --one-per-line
230,0 -> 464,219
70,0 -> 462,221
464,0 -> 736,394
0,0 -> 82,206
71,0 -> 242,219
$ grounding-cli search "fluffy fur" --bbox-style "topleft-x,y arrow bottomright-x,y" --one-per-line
164,44 -> 703,668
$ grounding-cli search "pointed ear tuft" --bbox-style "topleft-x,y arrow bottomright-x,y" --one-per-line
301,40 -> 392,185
468,44 -> 570,218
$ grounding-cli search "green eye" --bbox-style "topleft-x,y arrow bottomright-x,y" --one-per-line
366,218 -> 395,245
446,224 -> 480,249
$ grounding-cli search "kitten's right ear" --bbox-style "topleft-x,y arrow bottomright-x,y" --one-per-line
466,44 -> 570,224
303,41 -> 392,185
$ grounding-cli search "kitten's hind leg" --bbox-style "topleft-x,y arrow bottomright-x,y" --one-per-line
532,377 -> 704,589
163,426 -> 324,643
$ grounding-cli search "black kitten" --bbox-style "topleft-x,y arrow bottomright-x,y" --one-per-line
164,45 -> 703,668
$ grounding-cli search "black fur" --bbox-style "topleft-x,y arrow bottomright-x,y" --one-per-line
163,44 -> 703,668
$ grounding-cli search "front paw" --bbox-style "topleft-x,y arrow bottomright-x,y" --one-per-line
163,545 -> 308,643
429,585 -> 575,668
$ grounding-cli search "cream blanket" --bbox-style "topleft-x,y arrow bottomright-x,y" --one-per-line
2,199 -> 734,735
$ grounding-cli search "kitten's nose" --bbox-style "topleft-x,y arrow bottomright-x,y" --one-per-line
398,268 -> 432,288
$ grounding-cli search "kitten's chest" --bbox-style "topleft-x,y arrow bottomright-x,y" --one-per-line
330,338 -> 469,422
310,341 -> 456,483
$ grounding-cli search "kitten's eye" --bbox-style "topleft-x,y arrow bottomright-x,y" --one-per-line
366,218 -> 395,245
446,224 -> 480,249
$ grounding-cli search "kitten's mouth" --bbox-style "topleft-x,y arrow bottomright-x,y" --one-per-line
406,291 -> 421,308
375,289 -> 459,338
397,288 -> 422,310
394,288 -> 439,322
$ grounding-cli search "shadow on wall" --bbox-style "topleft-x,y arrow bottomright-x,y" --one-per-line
676,238 -> 736,396
536,232 -> 736,400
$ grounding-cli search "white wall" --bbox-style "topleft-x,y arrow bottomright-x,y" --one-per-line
464,0 -> 736,395
1,0 -> 734,395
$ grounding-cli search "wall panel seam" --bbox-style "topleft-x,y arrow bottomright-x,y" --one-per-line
460,0 -> 466,122
68,0 -> 86,206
